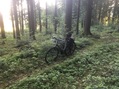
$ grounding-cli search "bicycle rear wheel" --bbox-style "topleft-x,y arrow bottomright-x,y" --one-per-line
45,47 -> 59,64
65,42 -> 76,56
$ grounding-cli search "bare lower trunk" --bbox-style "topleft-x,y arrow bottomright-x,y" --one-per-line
0,13 -> 6,38
76,0 -> 80,35
83,0 -> 93,35
21,0 -> 24,35
54,0 -> 58,34
65,0 -> 73,34
27,0 -> 36,40
11,9 -> 15,38
46,2 -> 48,34
13,0 -> 20,40
38,0 -> 42,32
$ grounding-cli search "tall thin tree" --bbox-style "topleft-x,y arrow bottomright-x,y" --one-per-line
45,1 -> 48,34
13,0 -> 21,40
76,0 -> 80,35
112,0 -> 118,23
21,0 -> 24,35
83,0 -> 93,35
27,0 -> 36,40
0,12 -> 6,38
11,8 -> 16,38
38,0 -> 42,32
54,0 -> 58,33
65,0 -> 73,36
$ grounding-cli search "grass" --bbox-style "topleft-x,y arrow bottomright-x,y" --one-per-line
6,40 -> 119,89
0,28 -> 119,89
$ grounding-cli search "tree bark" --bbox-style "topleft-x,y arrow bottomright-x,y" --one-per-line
98,6 -> 102,23
83,0 -> 93,35
46,2 -> 48,34
108,9 -> 111,24
38,0 -> 42,32
0,12 -> 6,38
65,0 -> 73,35
112,0 -> 118,23
54,0 -> 58,34
27,0 -> 36,40
11,8 -> 16,38
13,0 -> 20,40
21,0 -> 24,35
76,0 -> 80,35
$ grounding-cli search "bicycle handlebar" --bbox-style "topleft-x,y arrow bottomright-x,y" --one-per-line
52,36 -> 64,44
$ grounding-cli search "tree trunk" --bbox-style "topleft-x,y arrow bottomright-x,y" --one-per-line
18,1 -> 22,34
38,0 -> 42,32
99,2 -> 104,24
76,0 -> 80,35
65,0 -> 73,36
108,9 -> 111,24
0,12 -> 6,38
112,0 -> 118,23
81,19 -> 84,28
98,7 -> 102,23
13,0 -> 20,40
27,0 -> 31,30
54,0 -> 58,34
83,0 -> 93,35
21,0 -> 24,35
11,9 -> 16,38
46,2 -> 48,34
27,0 -> 36,40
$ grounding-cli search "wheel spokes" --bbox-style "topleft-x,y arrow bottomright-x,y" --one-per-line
45,48 -> 59,64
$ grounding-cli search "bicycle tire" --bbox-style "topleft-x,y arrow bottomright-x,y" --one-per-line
45,47 -> 59,64
65,42 -> 76,56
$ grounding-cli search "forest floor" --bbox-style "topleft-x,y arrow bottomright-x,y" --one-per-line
0,27 -> 119,89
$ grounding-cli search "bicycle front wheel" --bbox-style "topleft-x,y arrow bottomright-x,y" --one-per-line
45,47 -> 59,64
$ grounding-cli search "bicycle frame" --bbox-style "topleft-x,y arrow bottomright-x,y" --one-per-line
45,36 -> 76,64
52,37 -> 66,54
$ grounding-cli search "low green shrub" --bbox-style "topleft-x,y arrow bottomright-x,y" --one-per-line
0,59 -> 9,73
0,48 -> 6,56
7,43 -> 119,89
75,38 -> 93,49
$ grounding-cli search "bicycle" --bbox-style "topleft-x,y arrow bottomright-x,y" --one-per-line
45,36 -> 76,64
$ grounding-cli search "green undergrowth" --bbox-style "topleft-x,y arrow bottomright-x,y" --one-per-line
0,36 -> 92,88
7,42 -> 119,89
0,39 -> 17,57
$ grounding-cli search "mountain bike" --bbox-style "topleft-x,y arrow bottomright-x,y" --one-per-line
45,36 -> 76,64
